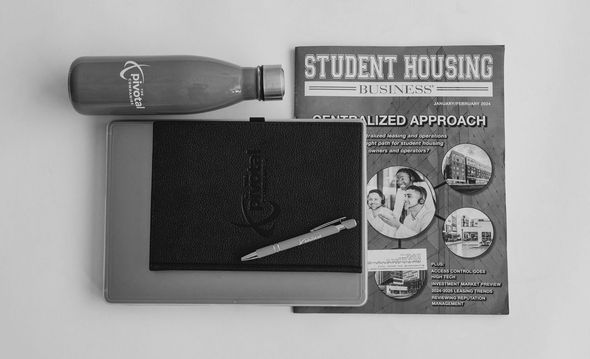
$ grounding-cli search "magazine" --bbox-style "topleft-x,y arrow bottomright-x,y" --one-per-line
293,46 -> 508,314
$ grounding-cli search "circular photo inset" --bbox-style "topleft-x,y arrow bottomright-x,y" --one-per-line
442,144 -> 492,193
375,270 -> 427,300
443,208 -> 494,258
367,166 -> 436,239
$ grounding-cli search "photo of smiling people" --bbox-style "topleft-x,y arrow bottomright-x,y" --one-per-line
367,166 -> 436,239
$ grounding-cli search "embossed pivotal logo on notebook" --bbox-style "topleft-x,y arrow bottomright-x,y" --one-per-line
232,150 -> 280,237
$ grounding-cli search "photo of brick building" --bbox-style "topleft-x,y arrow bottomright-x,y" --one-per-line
442,144 -> 492,192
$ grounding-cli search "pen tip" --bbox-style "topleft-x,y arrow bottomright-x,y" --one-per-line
241,252 -> 258,261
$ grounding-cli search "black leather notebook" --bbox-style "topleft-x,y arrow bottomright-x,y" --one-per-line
149,120 -> 364,272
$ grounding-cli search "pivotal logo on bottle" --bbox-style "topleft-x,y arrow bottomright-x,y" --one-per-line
119,60 -> 149,110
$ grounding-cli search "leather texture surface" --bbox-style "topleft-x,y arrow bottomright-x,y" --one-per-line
149,121 -> 363,272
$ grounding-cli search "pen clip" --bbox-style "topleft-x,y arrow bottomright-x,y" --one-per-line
310,217 -> 347,232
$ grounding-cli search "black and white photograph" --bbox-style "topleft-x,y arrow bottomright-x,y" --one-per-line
367,166 -> 436,239
374,270 -> 427,300
442,144 -> 493,193
2,1 -> 590,358
443,208 -> 494,258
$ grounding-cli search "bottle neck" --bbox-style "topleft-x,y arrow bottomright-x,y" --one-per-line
241,67 -> 262,100
242,65 -> 284,101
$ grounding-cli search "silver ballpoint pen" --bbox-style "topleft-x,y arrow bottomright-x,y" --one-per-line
241,217 -> 358,261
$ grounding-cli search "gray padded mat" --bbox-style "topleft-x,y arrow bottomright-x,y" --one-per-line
104,120 -> 366,304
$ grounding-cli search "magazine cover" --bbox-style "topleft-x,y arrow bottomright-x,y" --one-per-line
293,46 -> 508,314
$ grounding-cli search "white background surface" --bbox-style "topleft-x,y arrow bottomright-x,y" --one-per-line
1,1 -> 589,358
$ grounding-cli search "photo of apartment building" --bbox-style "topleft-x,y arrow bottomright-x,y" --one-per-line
375,270 -> 427,299
442,144 -> 492,192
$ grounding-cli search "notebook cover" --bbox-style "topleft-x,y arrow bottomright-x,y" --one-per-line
149,120 -> 364,272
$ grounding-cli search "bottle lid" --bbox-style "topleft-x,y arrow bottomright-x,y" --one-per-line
261,65 -> 285,101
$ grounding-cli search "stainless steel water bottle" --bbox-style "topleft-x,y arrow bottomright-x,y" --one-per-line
68,56 -> 284,115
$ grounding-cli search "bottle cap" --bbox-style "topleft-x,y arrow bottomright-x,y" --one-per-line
261,65 -> 285,101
